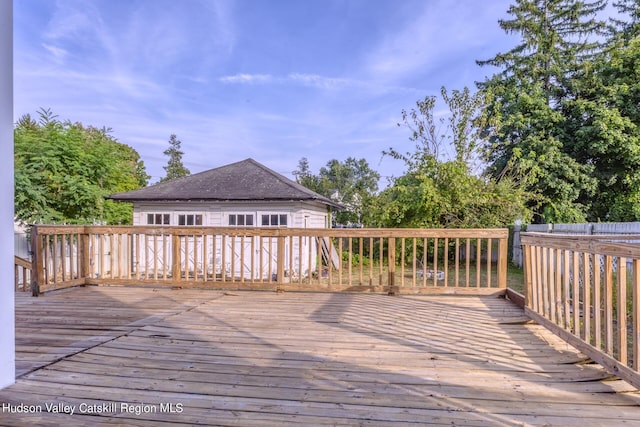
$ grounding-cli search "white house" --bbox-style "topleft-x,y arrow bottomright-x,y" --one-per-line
109,158 -> 342,280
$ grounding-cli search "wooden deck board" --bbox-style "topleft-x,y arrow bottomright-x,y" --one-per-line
1,287 -> 639,426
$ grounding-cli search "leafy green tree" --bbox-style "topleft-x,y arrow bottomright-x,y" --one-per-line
160,134 -> 190,182
14,108 -> 149,224
375,87 -> 529,228
319,158 -> 380,225
293,157 -> 380,226
561,5 -> 640,221
478,0 -> 606,223
373,158 -> 527,228
388,87 -> 487,167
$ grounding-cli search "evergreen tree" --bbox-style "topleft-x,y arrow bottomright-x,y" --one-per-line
292,157 -> 320,191
160,134 -> 190,182
611,0 -> 640,41
478,0 -> 607,223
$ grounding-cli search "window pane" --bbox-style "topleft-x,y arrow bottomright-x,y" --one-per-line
229,215 -> 236,226
187,215 -> 194,226
279,214 -> 287,226
238,215 -> 245,226
195,215 -> 203,226
178,215 -> 186,226
163,214 -> 170,225
147,214 -> 154,224
262,215 -> 269,226
155,214 -> 162,224
246,215 -> 254,226
271,214 -> 278,226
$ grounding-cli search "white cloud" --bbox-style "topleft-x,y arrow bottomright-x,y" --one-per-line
219,72 -> 356,89
43,1 -> 118,62
43,1 -> 96,40
41,43 -> 68,62
219,73 -> 274,84
39,0 -> 238,86
288,73 -> 352,89
219,72 -> 423,95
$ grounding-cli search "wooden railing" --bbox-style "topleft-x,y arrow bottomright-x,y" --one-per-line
30,225 -> 509,296
521,232 -> 640,389
14,255 -> 32,292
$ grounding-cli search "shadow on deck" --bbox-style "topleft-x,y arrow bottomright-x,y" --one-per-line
2,286 -> 640,426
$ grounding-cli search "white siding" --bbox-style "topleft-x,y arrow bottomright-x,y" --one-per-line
293,209 -> 327,229
133,201 -> 328,229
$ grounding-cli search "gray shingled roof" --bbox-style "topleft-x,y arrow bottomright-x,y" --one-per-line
108,158 -> 343,209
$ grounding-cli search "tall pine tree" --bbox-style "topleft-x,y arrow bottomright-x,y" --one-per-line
611,0 -> 640,41
478,0 -> 607,223
160,134 -> 190,182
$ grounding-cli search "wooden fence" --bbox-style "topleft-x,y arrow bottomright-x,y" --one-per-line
513,222 -> 640,267
29,225 -> 509,296
521,232 -> 640,389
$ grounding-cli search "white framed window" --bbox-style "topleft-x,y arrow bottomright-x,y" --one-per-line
178,214 -> 203,226
147,213 -> 170,225
228,214 -> 254,226
261,213 -> 288,227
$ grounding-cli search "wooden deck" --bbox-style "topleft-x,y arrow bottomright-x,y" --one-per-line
2,287 -> 640,426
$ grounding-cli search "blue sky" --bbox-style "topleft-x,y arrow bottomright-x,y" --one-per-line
14,0 -> 516,185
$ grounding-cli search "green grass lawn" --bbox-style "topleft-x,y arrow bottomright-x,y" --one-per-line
506,264 -> 525,293
318,262 -> 527,291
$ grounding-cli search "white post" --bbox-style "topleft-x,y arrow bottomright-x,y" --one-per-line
0,0 -> 15,389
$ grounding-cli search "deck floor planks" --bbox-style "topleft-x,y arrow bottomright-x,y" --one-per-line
12,287 -> 213,376
1,287 -> 639,425
21,363 -> 639,410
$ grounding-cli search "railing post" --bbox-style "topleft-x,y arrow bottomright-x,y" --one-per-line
172,234 -> 182,281
523,243 -> 532,308
633,259 -> 640,372
31,226 -> 43,296
388,237 -> 396,294
498,236 -> 508,288
277,235 -> 285,283
80,230 -> 90,283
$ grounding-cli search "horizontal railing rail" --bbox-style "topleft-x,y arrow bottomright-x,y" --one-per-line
521,232 -> 640,389
14,255 -> 32,292
30,225 -> 508,296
